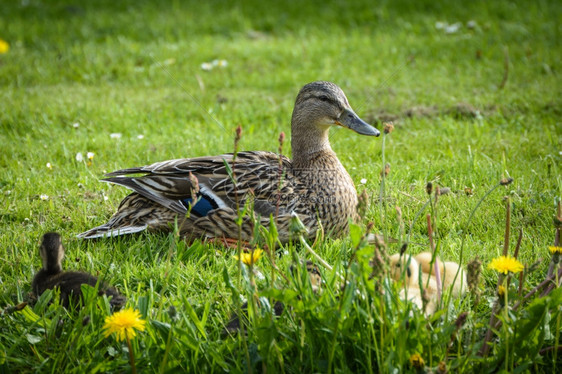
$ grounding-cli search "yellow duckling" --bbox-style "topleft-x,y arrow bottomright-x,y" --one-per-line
32,232 -> 126,309
414,252 -> 466,297
388,253 -> 437,315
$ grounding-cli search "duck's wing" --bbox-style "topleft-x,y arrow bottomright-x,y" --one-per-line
103,151 -> 295,217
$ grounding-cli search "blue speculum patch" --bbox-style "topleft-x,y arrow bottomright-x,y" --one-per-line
182,195 -> 218,217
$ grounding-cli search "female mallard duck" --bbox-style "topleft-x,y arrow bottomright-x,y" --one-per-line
32,233 -> 126,309
78,81 -> 380,242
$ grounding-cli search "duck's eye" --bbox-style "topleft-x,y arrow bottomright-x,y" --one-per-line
319,95 -> 330,102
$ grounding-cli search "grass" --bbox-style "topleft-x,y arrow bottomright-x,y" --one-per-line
1,0 -> 561,372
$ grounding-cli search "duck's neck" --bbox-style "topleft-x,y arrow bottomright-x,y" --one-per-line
291,123 -> 335,167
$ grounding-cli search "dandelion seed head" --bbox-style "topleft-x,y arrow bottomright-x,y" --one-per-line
75,152 -> 84,162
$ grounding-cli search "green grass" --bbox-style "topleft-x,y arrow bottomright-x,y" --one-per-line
1,0 -> 561,372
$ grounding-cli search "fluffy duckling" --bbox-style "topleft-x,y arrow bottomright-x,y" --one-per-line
388,254 -> 437,315
414,252 -> 466,297
32,233 -> 126,309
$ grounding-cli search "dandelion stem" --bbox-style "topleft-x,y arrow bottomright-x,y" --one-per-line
555,263 -> 560,366
126,336 -> 137,374
503,278 -> 510,372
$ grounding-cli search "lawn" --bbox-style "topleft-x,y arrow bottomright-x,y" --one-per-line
1,0 -> 561,372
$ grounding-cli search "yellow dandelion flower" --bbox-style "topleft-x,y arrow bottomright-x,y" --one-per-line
103,308 -> 146,342
409,353 -> 425,369
234,248 -> 263,266
497,285 -> 506,298
548,246 -> 562,254
488,256 -> 524,275
0,39 -> 9,54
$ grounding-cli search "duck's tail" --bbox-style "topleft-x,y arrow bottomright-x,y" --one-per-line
76,223 -> 148,239
77,193 -> 176,239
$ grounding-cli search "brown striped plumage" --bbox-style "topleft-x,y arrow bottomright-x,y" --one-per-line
78,81 -> 380,242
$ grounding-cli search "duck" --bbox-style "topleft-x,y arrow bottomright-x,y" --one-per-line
78,81 -> 380,243
32,232 -> 126,309
389,253 -> 438,315
414,252 -> 466,297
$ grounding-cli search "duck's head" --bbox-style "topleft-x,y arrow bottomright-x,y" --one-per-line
291,81 -> 379,161
39,232 -> 65,273
389,254 -> 419,285
292,81 -> 380,135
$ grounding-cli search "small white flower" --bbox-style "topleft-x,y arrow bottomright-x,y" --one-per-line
435,21 -> 446,30
201,62 -> 213,71
87,152 -> 95,160
73,122 -> 80,129
75,152 -> 84,162
110,133 -> 122,139
103,195 -> 109,201
137,134 -> 144,139
466,20 -> 477,29
216,59 -> 228,68
360,178 -> 367,184
445,22 -> 461,34
46,162 -> 52,170
254,269 -> 265,281
40,194 -> 49,201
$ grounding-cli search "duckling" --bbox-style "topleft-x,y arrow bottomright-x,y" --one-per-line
388,254 -> 437,315
32,233 -> 126,309
414,252 -> 466,297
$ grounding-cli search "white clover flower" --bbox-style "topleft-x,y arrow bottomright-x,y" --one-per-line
87,152 -> 95,160
46,162 -> 52,170
110,133 -> 122,139
360,178 -> 367,184
75,152 -> 84,162
40,194 -> 49,201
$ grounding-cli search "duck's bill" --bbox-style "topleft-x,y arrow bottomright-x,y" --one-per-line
336,108 -> 380,136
